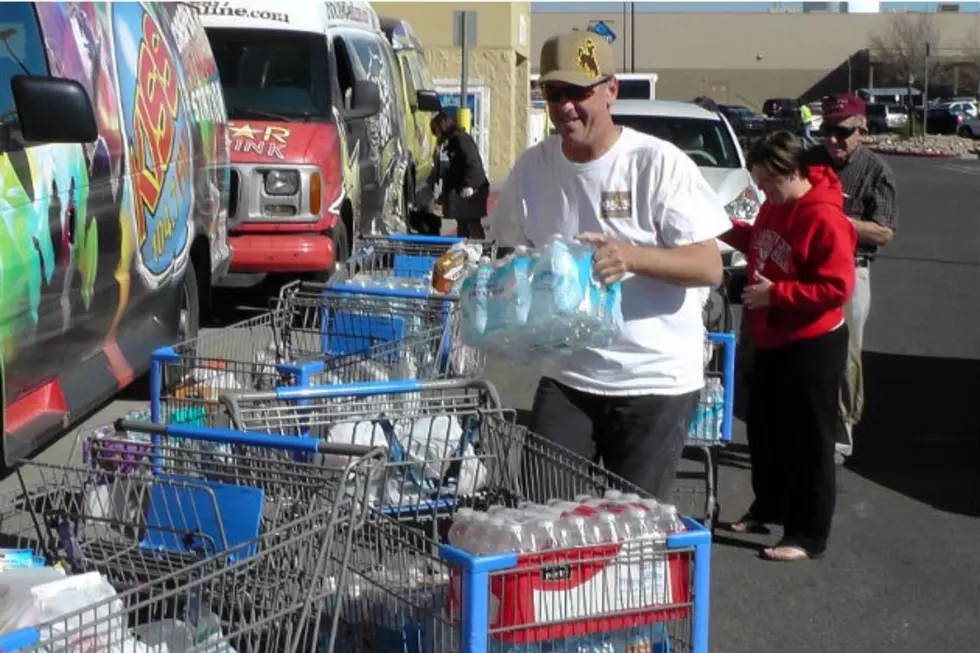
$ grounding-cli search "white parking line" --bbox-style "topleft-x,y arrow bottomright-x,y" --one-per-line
935,163 -> 978,175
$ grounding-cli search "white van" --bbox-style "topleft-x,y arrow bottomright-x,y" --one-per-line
196,0 -> 415,283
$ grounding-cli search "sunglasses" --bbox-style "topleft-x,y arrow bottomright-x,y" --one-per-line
820,124 -> 859,140
542,77 -> 611,103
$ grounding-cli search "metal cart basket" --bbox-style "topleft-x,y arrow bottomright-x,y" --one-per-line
150,288 -> 481,429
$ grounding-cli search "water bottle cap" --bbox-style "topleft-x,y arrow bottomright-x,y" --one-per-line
574,494 -> 592,503
604,489 -> 623,500
599,512 -> 616,524
622,492 -> 642,502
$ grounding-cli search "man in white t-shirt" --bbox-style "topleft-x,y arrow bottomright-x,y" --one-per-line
489,30 -> 730,502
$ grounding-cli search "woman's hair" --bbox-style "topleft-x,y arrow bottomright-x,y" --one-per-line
746,130 -> 809,178
430,111 -> 459,139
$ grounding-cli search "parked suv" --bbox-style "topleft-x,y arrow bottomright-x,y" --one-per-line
866,104 -> 907,133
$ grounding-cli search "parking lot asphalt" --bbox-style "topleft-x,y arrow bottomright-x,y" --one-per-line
13,154 -> 980,652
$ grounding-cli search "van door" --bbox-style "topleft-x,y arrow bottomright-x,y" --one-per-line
0,3 -> 76,442
330,32 -> 374,236
336,30 -> 404,235
34,3 -> 130,380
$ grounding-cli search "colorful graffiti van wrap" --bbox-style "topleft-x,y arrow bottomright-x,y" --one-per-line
0,2 -> 230,465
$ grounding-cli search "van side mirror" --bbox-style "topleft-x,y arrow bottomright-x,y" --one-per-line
416,90 -> 441,113
347,80 -> 381,119
11,75 -> 98,143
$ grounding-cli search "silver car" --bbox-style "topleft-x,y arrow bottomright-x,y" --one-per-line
611,99 -> 763,272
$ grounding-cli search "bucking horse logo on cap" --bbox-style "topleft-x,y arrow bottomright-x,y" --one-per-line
577,38 -> 601,78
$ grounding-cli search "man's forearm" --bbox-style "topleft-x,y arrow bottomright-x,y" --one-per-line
850,218 -> 893,246
630,242 -> 723,287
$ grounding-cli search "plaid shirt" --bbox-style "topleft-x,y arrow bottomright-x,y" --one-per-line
806,145 -> 899,261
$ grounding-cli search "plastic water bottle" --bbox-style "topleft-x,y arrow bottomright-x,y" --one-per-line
709,377 -> 725,440
485,247 -> 534,344
460,257 -> 493,346
618,506 -> 654,541
590,512 -> 621,544
460,512 -> 491,554
555,513 -> 592,548
447,507 -> 476,547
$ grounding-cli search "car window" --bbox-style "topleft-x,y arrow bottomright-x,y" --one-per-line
208,28 -> 330,120
400,55 -> 417,102
406,53 -> 428,93
612,114 -> 742,168
0,3 -> 49,139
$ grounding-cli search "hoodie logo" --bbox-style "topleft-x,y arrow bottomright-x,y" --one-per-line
754,229 -> 793,273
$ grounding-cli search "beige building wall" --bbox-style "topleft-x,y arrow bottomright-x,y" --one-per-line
530,12 -> 980,109
373,2 -> 532,182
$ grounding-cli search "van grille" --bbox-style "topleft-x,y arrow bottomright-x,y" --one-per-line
228,169 -> 241,219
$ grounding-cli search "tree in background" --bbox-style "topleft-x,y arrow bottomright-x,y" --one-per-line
959,27 -> 980,98
869,13 -> 944,89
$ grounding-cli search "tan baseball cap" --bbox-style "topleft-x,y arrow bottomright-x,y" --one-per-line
538,30 -> 616,87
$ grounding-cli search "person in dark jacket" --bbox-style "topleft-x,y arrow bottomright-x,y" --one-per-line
720,131 -> 857,562
430,111 -> 490,239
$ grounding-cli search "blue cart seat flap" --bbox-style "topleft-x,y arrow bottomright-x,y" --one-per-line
394,254 -> 439,279
320,311 -> 407,357
139,476 -> 264,560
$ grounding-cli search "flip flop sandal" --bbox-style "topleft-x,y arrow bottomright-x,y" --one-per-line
760,544 -> 823,562
727,513 -> 771,535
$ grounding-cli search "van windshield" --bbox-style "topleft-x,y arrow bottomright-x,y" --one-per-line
206,28 -> 332,122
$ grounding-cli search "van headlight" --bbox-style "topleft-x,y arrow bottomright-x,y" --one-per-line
264,169 -> 300,196
725,185 -> 762,222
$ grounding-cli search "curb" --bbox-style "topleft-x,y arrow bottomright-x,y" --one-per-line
866,147 -> 960,159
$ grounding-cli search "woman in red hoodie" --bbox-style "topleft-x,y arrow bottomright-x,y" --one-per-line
722,131 -> 857,562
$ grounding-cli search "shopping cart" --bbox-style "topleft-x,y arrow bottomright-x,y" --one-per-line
324,406 -> 711,653
0,489 -> 377,652
150,289 -> 480,429
215,378 -> 504,526
341,233 -> 498,284
12,426 -> 384,588
276,281 -> 484,381
685,331 -> 737,531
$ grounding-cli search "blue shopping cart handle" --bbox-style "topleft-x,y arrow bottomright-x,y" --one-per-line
0,626 -> 40,651
384,234 -> 464,245
114,419 -> 378,457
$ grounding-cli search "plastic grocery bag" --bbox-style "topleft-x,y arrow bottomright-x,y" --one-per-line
16,572 -> 154,652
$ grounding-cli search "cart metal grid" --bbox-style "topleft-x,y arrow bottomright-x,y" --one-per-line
150,289 -> 482,430
316,399 -> 711,653
343,233 -> 498,283
13,426 -> 384,590
0,429 -> 386,653
0,494 -> 378,653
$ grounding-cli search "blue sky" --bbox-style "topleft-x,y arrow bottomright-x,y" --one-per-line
531,2 -> 980,12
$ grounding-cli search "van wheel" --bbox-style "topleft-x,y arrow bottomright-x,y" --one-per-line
178,264 -> 200,344
329,218 -> 350,279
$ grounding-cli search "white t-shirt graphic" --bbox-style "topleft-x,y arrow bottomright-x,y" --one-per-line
488,127 -> 730,396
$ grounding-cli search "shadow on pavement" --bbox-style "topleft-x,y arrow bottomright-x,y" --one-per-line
846,352 -> 980,517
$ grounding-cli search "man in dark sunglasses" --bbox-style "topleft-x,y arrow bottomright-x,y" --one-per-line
807,94 -> 899,465
488,30 -> 729,504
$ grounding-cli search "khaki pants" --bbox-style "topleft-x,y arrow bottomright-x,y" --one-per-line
837,266 -> 871,455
